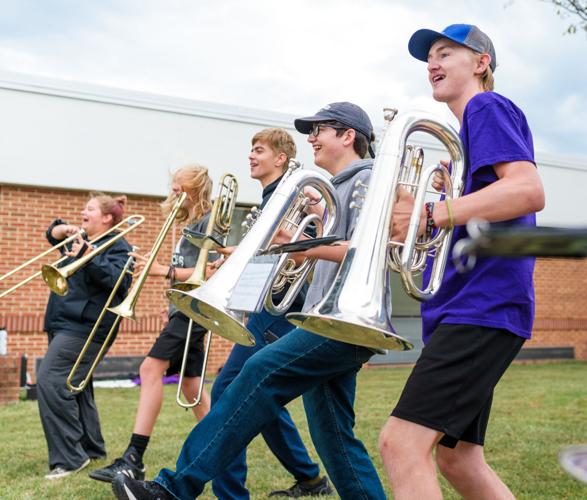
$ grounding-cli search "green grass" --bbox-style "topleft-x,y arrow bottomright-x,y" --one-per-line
1,362 -> 586,499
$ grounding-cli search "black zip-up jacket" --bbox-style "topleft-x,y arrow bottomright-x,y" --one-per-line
43,219 -> 133,344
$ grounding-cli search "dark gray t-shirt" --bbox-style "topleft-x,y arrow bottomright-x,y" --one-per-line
303,159 -> 373,311
168,212 -> 211,318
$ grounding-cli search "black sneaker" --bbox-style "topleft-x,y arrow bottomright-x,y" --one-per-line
112,474 -> 172,500
269,476 -> 334,497
89,450 -> 145,483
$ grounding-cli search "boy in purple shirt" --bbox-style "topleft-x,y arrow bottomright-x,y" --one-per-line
379,24 -> 545,499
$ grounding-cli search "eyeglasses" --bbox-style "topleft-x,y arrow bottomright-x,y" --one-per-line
309,122 -> 348,137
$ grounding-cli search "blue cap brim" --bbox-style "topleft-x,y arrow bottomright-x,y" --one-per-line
408,28 -> 446,63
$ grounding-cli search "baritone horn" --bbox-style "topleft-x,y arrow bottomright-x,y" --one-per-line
173,173 -> 238,409
167,162 -> 339,347
41,215 -> 145,296
288,109 -> 466,350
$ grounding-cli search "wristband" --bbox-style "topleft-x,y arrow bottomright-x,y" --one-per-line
74,242 -> 89,259
445,198 -> 455,229
165,265 -> 175,280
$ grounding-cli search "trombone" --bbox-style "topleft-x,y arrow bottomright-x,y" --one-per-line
107,192 -> 188,319
42,215 -> 145,296
66,253 -> 135,392
66,193 -> 187,392
174,173 -> 238,409
0,230 -> 85,299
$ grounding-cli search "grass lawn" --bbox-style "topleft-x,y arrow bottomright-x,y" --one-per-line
1,362 -> 586,499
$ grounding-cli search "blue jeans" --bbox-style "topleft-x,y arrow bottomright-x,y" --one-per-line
211,309 -> 320,500
156,328 -> 385,500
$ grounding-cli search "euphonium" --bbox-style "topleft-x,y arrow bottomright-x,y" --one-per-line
167,164 -> 339,346
287,109 -> 466,351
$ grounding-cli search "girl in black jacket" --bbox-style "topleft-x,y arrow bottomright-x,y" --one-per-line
38,192 -> 132,480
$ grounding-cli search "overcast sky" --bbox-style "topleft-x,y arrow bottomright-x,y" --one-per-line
1,0 -> 586,159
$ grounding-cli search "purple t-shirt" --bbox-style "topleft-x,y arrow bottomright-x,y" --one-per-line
421,91 -> 537,344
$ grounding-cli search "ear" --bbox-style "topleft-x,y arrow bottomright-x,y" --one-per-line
275,152 -> 287,169
475,53 -> 491,75
342,128 -> 356,147
102,213 -> 113,225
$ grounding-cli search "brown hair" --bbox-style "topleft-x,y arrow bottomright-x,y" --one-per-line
251,128 -> 297,171
161,164 -> 213,224
88,191 -> 127,226
331,122 -> 375,158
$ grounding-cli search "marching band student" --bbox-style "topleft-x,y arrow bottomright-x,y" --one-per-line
211,128 -> 331,499
90,166 -> 213,484
379,24 -> 545,499
112,102 -> 387,500
38,192 -> 132,479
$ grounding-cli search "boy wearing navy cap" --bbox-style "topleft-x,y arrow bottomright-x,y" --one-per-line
113,102 -> 387,500
379,24 -> 545,499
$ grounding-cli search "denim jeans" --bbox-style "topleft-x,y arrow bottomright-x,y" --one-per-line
156,328 -> 386,500
211,309 -> 320,500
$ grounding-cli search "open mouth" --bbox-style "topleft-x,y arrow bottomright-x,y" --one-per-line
432,75 -> 445,84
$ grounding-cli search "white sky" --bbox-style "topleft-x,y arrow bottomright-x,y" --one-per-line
1,0 -> 586,159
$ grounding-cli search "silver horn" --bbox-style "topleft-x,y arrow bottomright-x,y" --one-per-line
167,165 -> 339,346
288,109 -> 466,350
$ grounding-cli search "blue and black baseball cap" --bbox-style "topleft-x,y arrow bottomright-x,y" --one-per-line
294,102 -> 375,157
408,24 -> 497,72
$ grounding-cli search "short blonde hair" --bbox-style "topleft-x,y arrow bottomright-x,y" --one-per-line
251,128 -> 297,172
161,164 -> 213,224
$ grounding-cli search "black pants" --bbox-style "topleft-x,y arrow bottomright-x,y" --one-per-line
37,332 -> 106,469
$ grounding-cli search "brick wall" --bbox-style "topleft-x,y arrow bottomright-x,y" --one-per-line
0,184 -> 234,379
1,183 -> 586,384
0,354 -> 21,405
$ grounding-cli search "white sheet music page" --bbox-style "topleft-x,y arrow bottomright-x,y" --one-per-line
228,255 -> 280,313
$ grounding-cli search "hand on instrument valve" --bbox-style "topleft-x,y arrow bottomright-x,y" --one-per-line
65,233 -> 90,259
205,257 -> 226,278
303,187 -> 326,219
431,160 -> 450,192
128,251 -> 167,277
390,187 -> 426,243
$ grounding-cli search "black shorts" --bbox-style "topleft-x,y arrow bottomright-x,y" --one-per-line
148,314 -> 207,377
391,324 -> 525,449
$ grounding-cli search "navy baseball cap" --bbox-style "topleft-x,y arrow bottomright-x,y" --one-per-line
408,24 -> 497,72
294,102 -> 375,157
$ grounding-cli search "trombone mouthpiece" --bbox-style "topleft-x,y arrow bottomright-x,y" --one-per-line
383,108 -> 398,122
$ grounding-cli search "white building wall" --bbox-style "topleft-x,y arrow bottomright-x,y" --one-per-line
1,71 -> 586,226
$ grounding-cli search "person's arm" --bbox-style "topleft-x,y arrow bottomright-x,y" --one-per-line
392,160 -> 545,241
432,161 -> 544,228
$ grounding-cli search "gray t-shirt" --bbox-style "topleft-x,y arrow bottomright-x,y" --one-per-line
303,159 -> 373,311
168,212 -> 211,318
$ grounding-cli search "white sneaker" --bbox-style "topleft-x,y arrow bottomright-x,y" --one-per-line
45,458 -> 90,480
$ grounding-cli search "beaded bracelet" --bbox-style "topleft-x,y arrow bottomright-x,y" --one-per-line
424,202 -> 435,238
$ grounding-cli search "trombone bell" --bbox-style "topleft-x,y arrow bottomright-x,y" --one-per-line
41,265 -> 69,296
